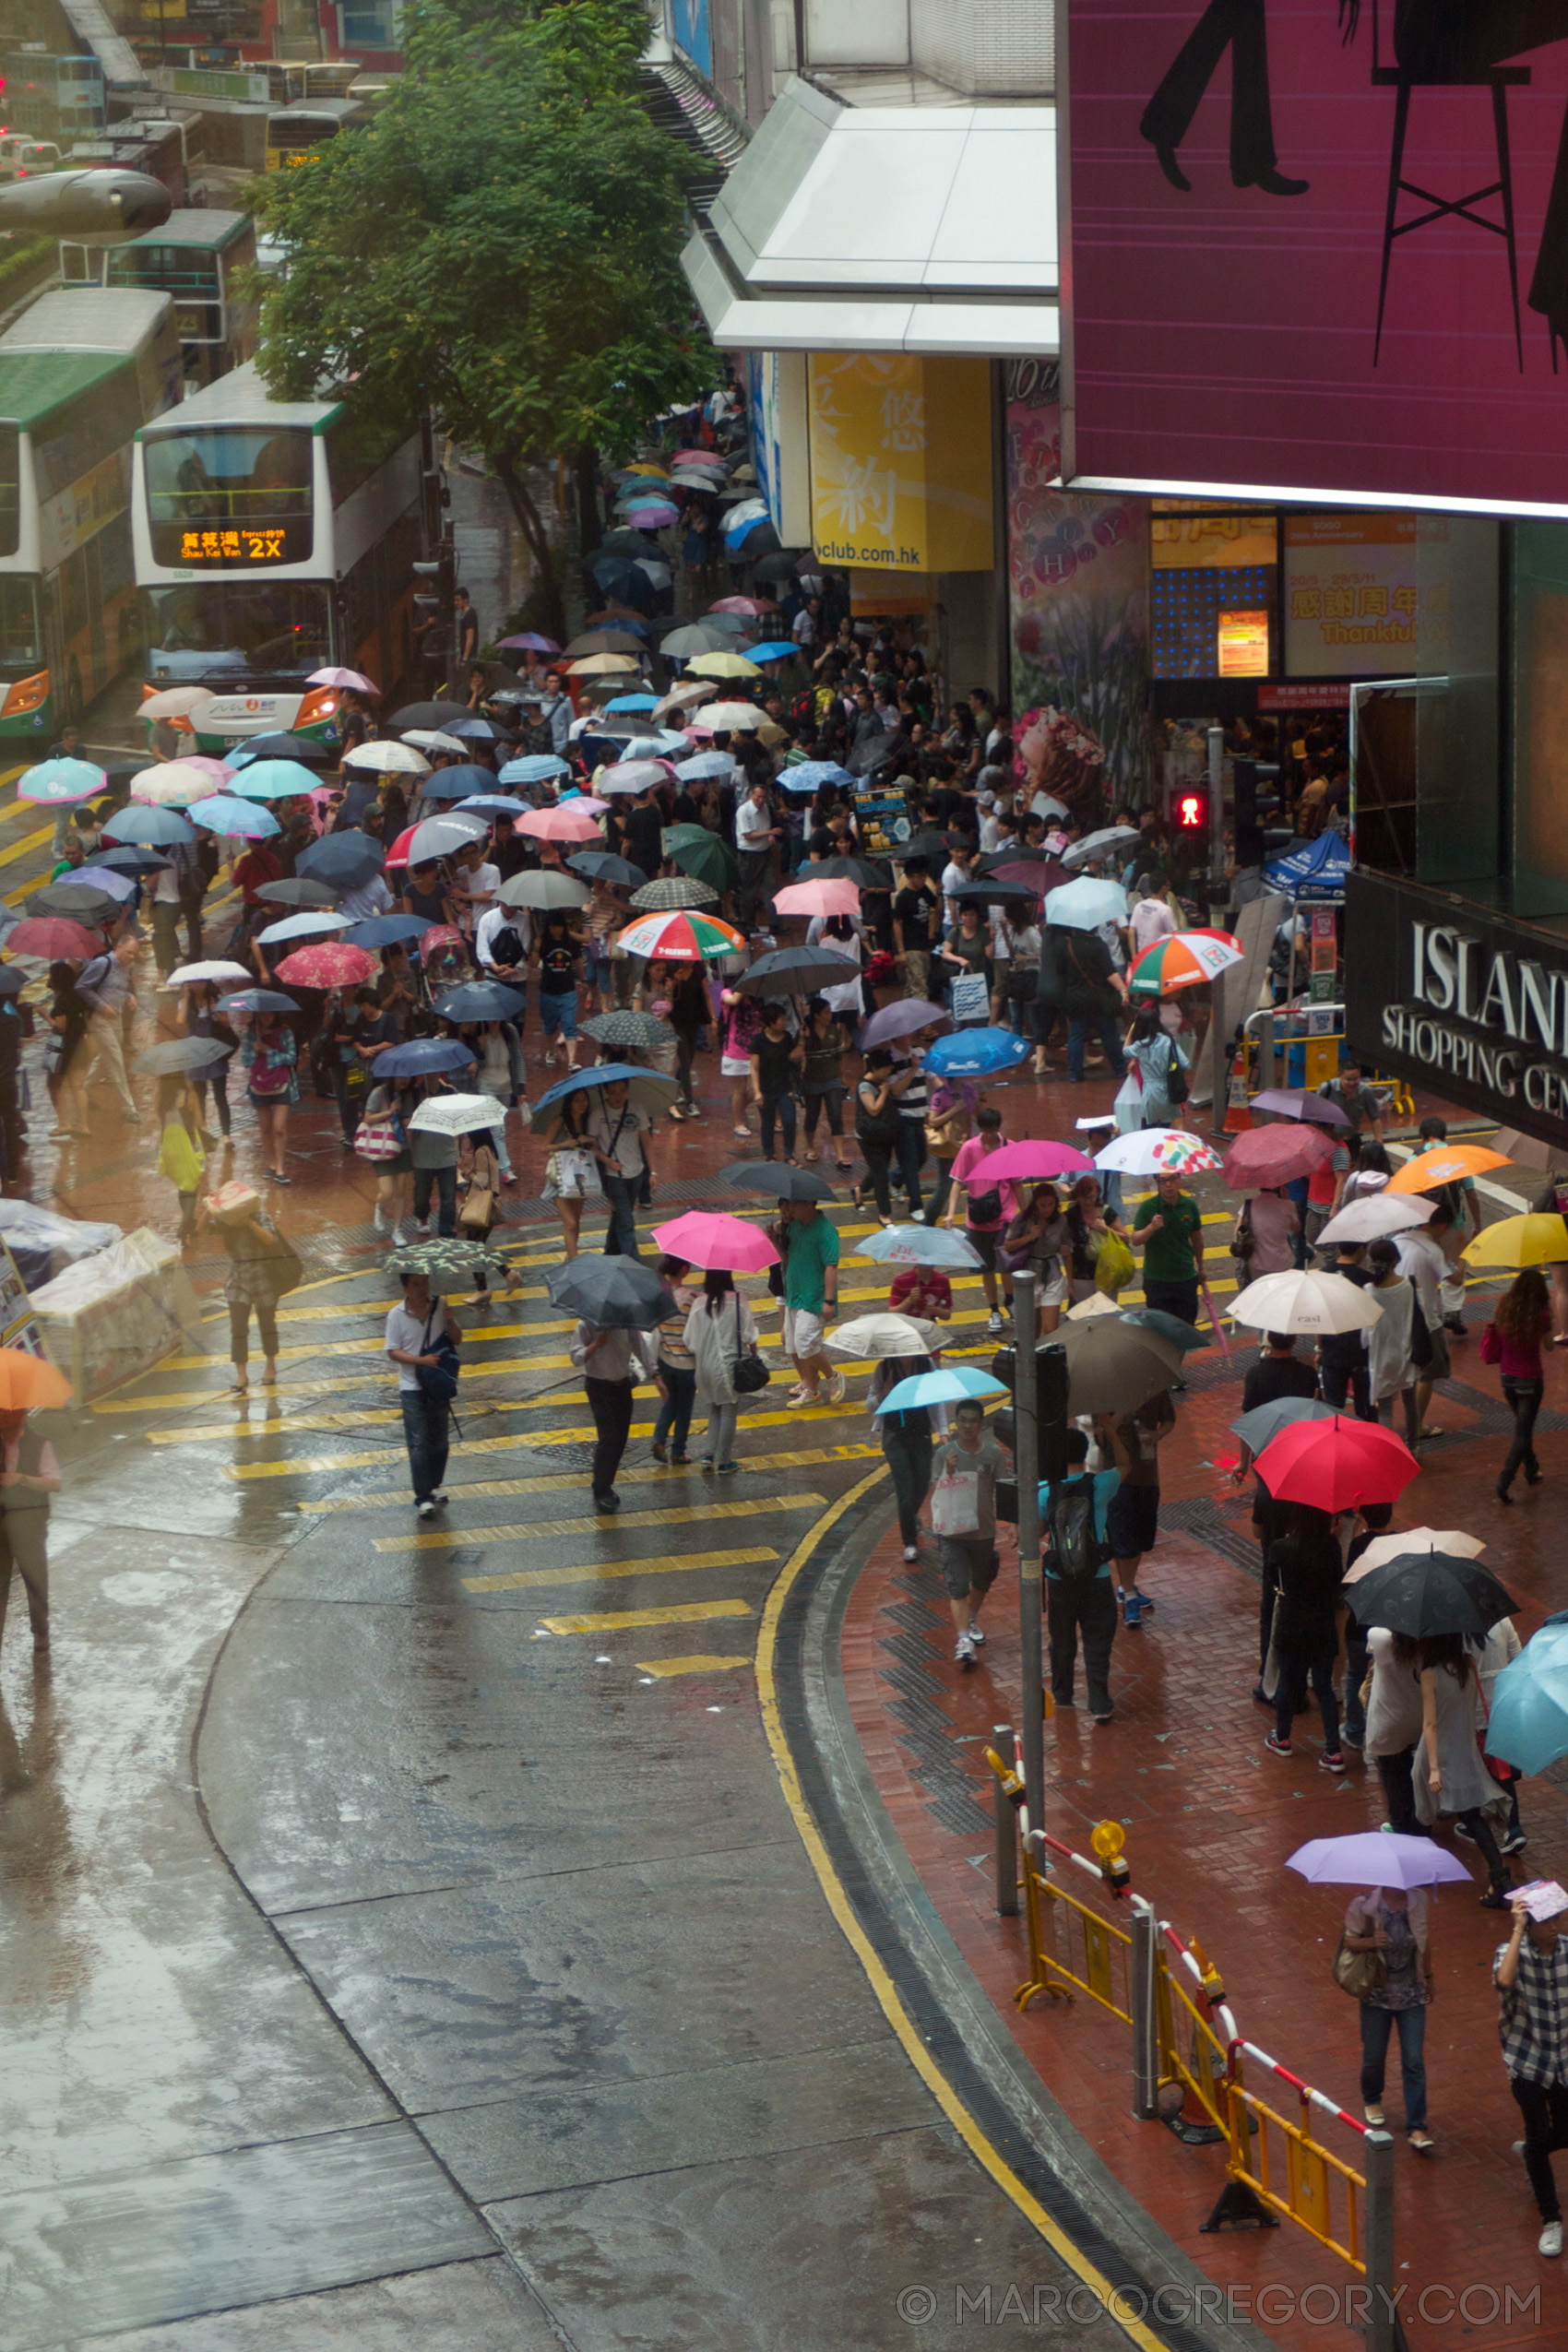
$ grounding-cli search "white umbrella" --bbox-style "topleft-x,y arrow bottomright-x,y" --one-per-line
695,702 -> 763,732
654,682 -> 712,718
139,686 -> 215,719
1045,876 -> 1129,930
129,763 -> 220,808
1065,1291 -> 1120,1321
407,1093 -> 507,1137
826,1313 -> 943,1360
167,959 -> 255,989
595,761 -> 670,796
1062,826 -> 1141,871
1315,1194 -> 1435,1247
342,740 -> 430,775
1095,1128 -> 1223,1176
1229,1268 -> 1384,1335
408,813 -> 488,864
1348,1526 -> 1486,1581
401,730 -> 468,755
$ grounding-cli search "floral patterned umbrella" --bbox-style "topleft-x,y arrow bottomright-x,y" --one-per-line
274,942 -> 378,989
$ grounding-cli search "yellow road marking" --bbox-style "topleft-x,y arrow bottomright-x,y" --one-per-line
463,1546 -> 778,1594
540,1598 -> 752,1635
633,1652 -> 754,1678
754,1467 -> 1176,2351
302,1443 -> 880,1511
375,1492 -> 826,1552
94,1356 -> 552,1412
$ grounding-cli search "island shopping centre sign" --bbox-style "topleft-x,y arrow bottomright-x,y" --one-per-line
1347,873 -> 1568,1146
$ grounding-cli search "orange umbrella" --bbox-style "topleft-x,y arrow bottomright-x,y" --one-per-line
0,1348 -> 72,1409
1385,1145 -> 1510,1195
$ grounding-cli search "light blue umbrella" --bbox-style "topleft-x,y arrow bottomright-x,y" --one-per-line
189,795 -> 280,838
672,752 -> 735,781
101,804 -> 196,847
1486,1614 -> 1568,1776
621,731 -> 690,758
925,1028 -> 1031,1078
604,694 -> 659,714
778,760 -> 854,792
749,641 -> 797,660
1045,876 -> 1129,932
500,754 -> 568,786
456,795 -> 528,819
229,758 -> 319,802
853,1224 -> 984,1271
256,910 -> 352,946
872,1365 -> 1007,1416
18,755 -> 106,804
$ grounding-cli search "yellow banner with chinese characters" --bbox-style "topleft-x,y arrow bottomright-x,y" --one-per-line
808,354 -> 993,574
1283,513 -> 1417,680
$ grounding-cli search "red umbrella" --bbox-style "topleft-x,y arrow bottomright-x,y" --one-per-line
275,942 -> 377,989
6,918 -> 101,960
1253,1415 -> 1419,1513
985,858 -> 1070,897
385,825 -> 418,870
1222,1123 -> 1336,1189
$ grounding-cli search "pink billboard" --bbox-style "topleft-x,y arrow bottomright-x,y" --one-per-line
1062,0 -> 1568,511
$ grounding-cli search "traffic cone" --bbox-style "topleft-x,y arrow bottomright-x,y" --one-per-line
1223,1042 -> 1253,1133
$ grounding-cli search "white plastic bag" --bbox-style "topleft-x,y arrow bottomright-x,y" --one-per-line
931,1467 -> 981,1538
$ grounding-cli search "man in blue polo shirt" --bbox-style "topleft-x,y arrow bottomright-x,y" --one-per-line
1039,1421 -> 1127,1725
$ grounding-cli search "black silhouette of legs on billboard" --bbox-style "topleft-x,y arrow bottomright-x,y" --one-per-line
1140,0 -> 1308,194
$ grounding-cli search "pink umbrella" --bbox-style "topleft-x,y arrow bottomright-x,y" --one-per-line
651,1210 -> 780,1272
682,722 -> 715,742
671,448 -> 723,465
308,666 -> 380,696
860,1000 -> 951,1049
773,878 -> 861,920
517,806 -> 602,842
709,597 -> 777,617
274,942 -> 378,989
178,755 -> 236,782
419,924 -> 468,962
979,1139 -> 1099,1182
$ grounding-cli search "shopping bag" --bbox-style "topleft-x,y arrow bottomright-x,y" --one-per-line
930,1467 -> 980,1537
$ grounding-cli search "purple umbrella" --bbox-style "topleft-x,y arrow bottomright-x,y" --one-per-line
859,1000 -> 953,1050
1286,1834 -> 1472,1889
1252,1087 -> 1352,1128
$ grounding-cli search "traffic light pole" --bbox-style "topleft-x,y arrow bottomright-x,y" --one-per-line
1012,1272 -> 1045,1832
1207,726 -> 1229,1141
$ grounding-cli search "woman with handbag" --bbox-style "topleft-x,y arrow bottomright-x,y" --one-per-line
157,1074 -> 208,1245
359,1077 -> 413,1241
540,1093 -> 598,1260
683,1267 -> 762,1477
1339,1885 -> 1434,2149
1003,1182 -> 1069,1336
1483,1268 -> 1551,1502
1409,1631 -> 1513,1907
922,1083 -> 970,1228
1234,1185 -> 1299,1277
240,1013 -> 299,1185
386,1268 -> 461,1516
1113,1003 -> 1188,1137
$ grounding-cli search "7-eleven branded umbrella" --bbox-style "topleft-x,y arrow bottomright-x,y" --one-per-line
274,941 -> 378,989
1127,928 -> 1243,997
615,909 -> 745,962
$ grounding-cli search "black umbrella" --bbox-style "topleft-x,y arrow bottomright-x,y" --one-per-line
600,528 -> 656,558
582,1008 -> 675,1051
719,1161 -> 836,1203
753,550 -> 804,581
83,845 -> 172,876
546,1255 -> 675,1332
1346,1552 -> 1517,1639
812,856 -> 894,889
732,945 -> 859,997
297,835 -> 384,889
902,830 -> 959,864
28,882 -> 119,924
566,851 -> 647,890
232,731 -> 332,766
0,967 -> 24,998
949,877 -> 1041,908
389,700 -> 471,731
256,877 -> 340,909
134,1036 -> 233,1076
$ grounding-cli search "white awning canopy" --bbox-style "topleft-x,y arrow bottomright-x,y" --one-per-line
682,77 -> 1059,357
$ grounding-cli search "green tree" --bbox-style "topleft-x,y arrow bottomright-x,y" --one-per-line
251,0 -> 714,642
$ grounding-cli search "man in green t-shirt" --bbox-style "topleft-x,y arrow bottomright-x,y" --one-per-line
1132,1172 -> 1204,1326
781,1197 -> 842,1408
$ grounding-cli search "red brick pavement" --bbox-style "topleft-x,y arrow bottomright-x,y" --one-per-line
843,1332 -> 1568,2352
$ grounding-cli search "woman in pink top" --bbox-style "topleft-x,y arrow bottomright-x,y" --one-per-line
1237,1185 -> 1299,1277
1481,1268 -> 1551,1503
944,1106 -> 1019,1336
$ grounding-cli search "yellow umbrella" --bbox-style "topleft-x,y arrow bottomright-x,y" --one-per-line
1461,1213 -> 1568,1268
567,654 -> 641,676
686,650 -> 762,679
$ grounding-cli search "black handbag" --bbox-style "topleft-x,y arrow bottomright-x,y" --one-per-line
415,1307 -> 460,1405
731,1294 -> 769,1396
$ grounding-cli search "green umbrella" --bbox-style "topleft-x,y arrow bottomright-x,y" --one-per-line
662,824 -> 736,895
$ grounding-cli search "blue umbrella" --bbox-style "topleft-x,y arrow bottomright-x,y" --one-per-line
229,758 -> 319,802
101,804 -> 196,847
434,980 -> 528,1022
621,731 -> 689,758
500,754 -> 569,787
257,910 -> 351,946
778,760 -> 853,794
604,694 -> 659,714
345,914 -> 427,948
190,795 -> 280,837
416,766 -> 496,801
1485,1615 -> 1568,1775
925,1028 -> 1031,1078
529,1062 -> 678,1131
373,1038 -> 478,1077
218,988 -> 298,1015
298,833 -> 383,887
853,1224 -> 985,1270
673,752 -> 735,782
445,717 -> 502,742
18,755 -> 107,804
456,795 -> 527,819
872,1365 -> 1008,1416
749,641 -> 797,660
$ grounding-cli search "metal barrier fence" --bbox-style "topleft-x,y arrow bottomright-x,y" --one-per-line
1240,1001 -> 1416,1123
984,1735 -> 1406,2352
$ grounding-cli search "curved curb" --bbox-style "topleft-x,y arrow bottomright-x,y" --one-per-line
757,1471 -> 1269,2352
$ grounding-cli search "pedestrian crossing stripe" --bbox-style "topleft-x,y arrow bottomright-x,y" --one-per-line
222,1418 -> 866,1481
374,1492 -> 827,1551
539,1598 -> 754,1635
633,1653 -> 754,1678
94,1358 -> 565,1412
463,1546 -> 778,1593
298,1443 -> 881,1509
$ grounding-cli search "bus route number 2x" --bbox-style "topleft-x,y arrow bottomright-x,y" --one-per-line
180,529 -> 288,562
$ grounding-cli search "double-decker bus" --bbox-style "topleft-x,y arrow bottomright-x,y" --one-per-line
1,50 -> 105,143
131,360 -> 425,750
264,96 -> 366,172
62,211 -> 259,390
0,289 -> 182,745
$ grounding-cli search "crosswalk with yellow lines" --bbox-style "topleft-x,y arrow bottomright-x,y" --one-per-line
89,1209 -> 1245,1681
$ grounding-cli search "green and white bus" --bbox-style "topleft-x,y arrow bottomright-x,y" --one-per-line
131,360 -> 426,749
62,209 -> 260,390
0,288 -> 183,744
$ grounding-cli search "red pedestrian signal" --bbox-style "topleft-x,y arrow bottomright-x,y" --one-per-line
1176,789 -> 1208,831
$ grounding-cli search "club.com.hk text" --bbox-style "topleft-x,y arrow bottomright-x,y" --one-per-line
894,2284 -> 1541,2328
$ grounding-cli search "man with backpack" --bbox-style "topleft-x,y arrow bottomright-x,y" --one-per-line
1041,1421 -> 1129,1723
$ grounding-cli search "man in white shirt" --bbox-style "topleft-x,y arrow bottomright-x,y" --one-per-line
475,902 -> 529,976
450,837 -> 500,933
940,841 -> 979,927
339,871 -> 396,924
735,780 -> 779,931
790,598 -> 819,649
1396,1203 -> 1455,1438
1129,881 -> 1180,958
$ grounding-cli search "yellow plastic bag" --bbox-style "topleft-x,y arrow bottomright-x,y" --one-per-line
159,1119 -> 205,1194
1095,1231 -> 1135,1296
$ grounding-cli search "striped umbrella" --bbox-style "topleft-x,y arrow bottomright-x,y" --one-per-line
1127,928 -> 1243,997
614,909 -> 745,962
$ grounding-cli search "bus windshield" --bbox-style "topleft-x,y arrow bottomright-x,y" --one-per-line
143,425 -> 313,566
0,576 -> 42,678
144,580 -> 331,681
